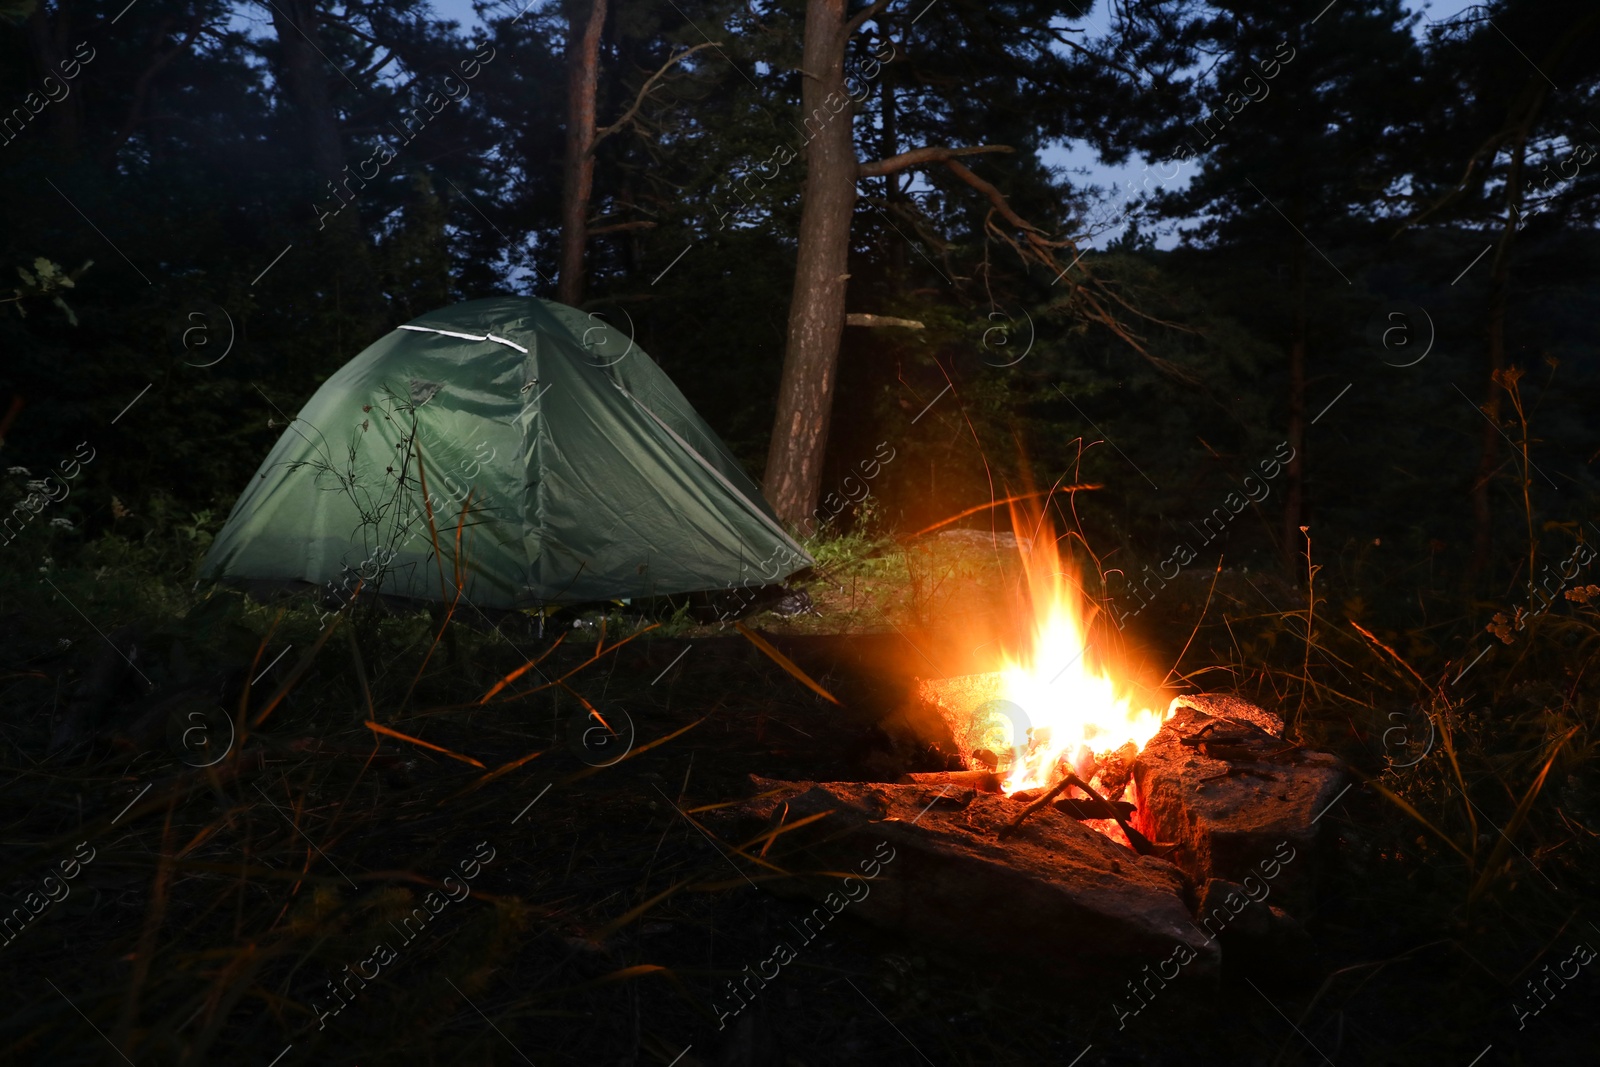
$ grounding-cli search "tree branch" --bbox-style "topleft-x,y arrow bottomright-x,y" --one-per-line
942,158 -> 1199,382
844,0 -> 893,38
941,157 -> 1045,235
859,144 -> 1013,179
354,48 -> 397,82
845,313 -> 924,329
592,40 -> 721,150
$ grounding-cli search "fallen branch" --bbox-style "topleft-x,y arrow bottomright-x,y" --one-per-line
1054,796 -> 1137,820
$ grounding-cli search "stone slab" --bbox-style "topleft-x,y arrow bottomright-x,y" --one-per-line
708,777 -> 1219,976
1132,699 -> 1344,913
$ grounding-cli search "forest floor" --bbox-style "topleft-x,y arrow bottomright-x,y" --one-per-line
1,528 -> 1596,1066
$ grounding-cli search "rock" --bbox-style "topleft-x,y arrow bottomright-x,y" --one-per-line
936,529 -> 1032,551
915,671 -> 1006,769
1168,691 -> 1285,737
1196,878 -> 1315,969
707,777 -> 1218,976
1197,878 -> 1274,940
1132,700 -> 1345,913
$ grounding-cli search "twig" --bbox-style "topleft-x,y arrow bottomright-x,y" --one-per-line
1164,555 -> 1223,688
996,776 -> 1074,840
593,40 -> 722,148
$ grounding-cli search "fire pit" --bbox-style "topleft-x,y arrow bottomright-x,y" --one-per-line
712,508 -> 1346,971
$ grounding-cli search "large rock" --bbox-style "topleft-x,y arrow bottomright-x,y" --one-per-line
1132,697 -> 1345,913
915,671 -> 1005,768
1195,877 -> 1313,968
708,777 -> 1218,976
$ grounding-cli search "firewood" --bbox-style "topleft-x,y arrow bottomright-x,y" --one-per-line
996,776 -> 1074,840
900,770 -> 1003,793
1000,770 -> 1175,858
1100,741 -> 1139,786
1197,742 -> 1262,760
1054,797 -> 1137,821
1180,732 -> 1252,748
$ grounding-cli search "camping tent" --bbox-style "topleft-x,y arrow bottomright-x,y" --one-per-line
200,296 -> 812,609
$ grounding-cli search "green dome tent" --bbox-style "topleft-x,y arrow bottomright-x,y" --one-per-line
200,296 -> 812,610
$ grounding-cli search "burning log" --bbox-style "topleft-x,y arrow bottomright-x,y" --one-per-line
1054,796 -> 1137,821
915,668 -> 1168,801
1095,741 -> 1140,799
998,771 -> 1168,857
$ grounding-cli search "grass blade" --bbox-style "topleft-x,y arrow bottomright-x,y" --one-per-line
1348,618 -> 1430,689
345,623 -> 376,721
251,605 -> 350,728
1365,777 -> 1473,863
479,633 -> 565,703
443,748 -> 547,803
1467,725 -> 1578,905
363,720 -> 485,768
733,621 -> 841,705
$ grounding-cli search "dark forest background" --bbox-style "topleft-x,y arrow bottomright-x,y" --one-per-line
3,0 -> 1598,617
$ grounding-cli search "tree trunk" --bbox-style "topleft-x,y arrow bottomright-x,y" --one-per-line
1282,216 -> 1307,581
266,0 -> 345,181
27,3 -> 82,157
764,0 -> 857,528
559,0 -> 608,306
878,19 -> 906,279
1468,133 -> 1527,585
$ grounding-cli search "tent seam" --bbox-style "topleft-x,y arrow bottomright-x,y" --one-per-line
607,379 -> 813,572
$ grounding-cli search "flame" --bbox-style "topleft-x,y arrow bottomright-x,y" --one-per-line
991,507 -> 1168,794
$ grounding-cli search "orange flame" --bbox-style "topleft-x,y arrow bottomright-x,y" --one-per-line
990,506 -> 1168,794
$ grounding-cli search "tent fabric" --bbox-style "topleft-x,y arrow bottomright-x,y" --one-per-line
200,296 -> 813,609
